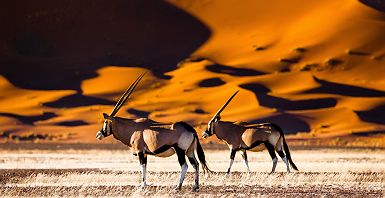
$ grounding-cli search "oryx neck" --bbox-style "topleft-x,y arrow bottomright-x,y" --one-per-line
213,121 -> 226,140
214,121 -> 240,142
110,117 -> 146,146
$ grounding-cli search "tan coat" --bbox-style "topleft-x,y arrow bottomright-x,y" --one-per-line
111,117 -> 195,157
214,121 -> 281,151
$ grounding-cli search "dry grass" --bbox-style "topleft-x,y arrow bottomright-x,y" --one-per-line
0,148 -> 384,197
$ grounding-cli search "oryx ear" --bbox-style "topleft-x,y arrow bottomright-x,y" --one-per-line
103,113 -> 109,119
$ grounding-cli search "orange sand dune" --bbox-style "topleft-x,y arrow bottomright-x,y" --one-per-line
0,0 -> 384,145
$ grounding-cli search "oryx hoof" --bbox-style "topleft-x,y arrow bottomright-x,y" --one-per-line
174,185 -> 182,192
192,186 -> 199,192
140,183 -> 147,191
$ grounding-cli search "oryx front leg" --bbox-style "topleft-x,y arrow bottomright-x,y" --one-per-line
226,149 -> 237,175
175,146 -> 188,191
265,143 -> 278,174
138,152 -> 147,189
241,150 -> 251,174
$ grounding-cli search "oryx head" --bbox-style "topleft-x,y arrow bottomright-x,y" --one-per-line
96,73 -> 145,140
202,90 -> 239,138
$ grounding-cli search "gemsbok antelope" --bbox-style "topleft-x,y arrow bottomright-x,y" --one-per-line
96,73 -> 211,191
201,91 -> 298,174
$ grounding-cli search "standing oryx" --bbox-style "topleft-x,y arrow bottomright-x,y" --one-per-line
96,73 -> 211,191
202,91 -> 298,174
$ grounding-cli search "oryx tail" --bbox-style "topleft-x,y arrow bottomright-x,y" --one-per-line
273,123 -> 298,171
195,134 -> 211,173
178,122 -> 211,173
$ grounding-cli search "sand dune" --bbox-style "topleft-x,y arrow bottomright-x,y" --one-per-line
0,0 -> 384,145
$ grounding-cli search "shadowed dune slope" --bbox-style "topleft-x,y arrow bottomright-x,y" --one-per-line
0,0 -> 385,144
0,0 -> 210,90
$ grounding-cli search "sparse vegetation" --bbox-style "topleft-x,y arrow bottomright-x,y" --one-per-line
0,131 -> 76,142
0,148 -> 383,197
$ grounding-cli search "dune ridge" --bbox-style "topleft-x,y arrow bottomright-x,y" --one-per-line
0,0 -> 384,145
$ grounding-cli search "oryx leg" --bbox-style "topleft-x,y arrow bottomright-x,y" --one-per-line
138,152 -> 148,188
187,151 -> 199,191
241,150 -> 251,173
265,143 -> 278,174
174,146 -> 188,191
276,138 -> 290,173
226,149 -> 237,174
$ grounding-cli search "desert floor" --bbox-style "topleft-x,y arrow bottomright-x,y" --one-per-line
0,145 -> 384,197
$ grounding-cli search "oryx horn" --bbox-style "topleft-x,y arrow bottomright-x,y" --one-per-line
110,72 -> 145,116
210,90 -> 239,121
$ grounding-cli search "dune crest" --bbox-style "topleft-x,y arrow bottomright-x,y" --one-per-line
0,0 -> 384,145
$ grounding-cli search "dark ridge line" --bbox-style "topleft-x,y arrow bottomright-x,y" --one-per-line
0,112 -> 56,125
206,64 -> 265,76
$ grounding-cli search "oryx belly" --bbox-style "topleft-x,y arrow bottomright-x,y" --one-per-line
241,129 -> 269,146
154,148 -> 175,157
249,144 -> 266,152
243,128 -> 282,145
142,128 -> 184,158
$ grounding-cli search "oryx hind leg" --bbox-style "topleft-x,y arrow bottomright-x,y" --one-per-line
265,142 -> 278,174
138,152 -> 148,189
186,146 -> 199,192
276,137 -> 291,173
174,146 -> 188,191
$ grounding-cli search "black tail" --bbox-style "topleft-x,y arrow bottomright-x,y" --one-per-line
195,134 -> 212,174
272,123 -> 299,171
176,121 -> 212,173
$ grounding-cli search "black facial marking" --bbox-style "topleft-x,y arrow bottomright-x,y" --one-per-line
101,120 -> 112,137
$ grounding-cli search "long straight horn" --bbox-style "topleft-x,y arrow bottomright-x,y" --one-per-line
110,72 -> 145,116
210,90 -> 239,121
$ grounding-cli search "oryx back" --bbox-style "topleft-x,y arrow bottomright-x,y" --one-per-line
241,124 -> 281,149
131,122 -> 195,158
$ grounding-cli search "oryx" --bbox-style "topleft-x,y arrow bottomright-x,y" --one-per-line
202,91 -> 298,174
96,73 -> 211,191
